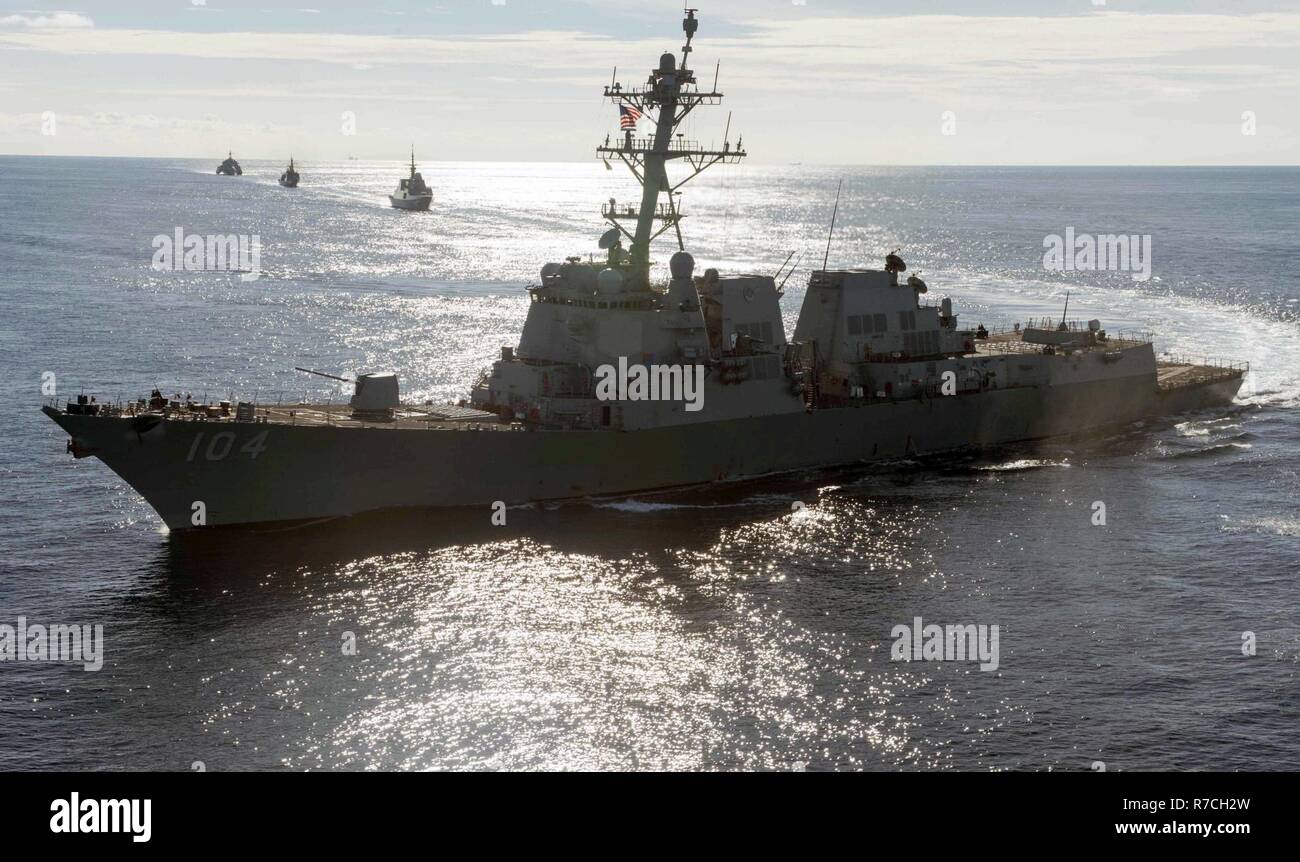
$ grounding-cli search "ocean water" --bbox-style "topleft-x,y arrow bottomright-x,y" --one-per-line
0,157 -> 1297,771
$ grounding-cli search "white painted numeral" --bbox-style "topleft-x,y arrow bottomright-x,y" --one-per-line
206,431 -> 235,461
240,430 -> 269,460
185,430 -> 269,462
186,433 -> 203,463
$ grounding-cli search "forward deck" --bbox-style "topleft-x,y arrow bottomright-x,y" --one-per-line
51,399 -> 522,431
226,404 -> 520,430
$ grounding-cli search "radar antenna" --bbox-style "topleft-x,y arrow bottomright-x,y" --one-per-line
596,9 -> 746,286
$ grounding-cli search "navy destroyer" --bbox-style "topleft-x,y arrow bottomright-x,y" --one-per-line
278,156 -> 300,188
389,147 -> 432,210
44,11 -> 1246,530
215,151 -> 242,176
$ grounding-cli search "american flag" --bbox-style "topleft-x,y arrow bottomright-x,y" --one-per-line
618,101 -> 642,130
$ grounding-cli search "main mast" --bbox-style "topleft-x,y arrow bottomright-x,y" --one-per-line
596,8 -> 745,287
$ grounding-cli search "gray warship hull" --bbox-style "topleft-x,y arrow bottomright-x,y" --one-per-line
42,367 -> 1242,531
38,12 -> 1253,533
388,194 -> 431,211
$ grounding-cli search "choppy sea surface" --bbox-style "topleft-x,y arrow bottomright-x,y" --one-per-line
0,157 -> 1297,771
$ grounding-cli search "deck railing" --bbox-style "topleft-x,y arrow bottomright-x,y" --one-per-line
1157,354 -> 1250,372
975,332 -> 1152,356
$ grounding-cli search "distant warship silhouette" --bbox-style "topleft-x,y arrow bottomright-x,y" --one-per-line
278,156 -> 300,188
388,147 -> 432,211
216,151 -> 242,176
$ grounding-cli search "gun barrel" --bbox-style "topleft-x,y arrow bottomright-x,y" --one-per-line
294,367 -> 352,383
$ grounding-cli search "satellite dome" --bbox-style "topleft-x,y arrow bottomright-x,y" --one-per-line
670,251 -> 695,280
540,262 -> 562,280
659,53 -> 676,73
596,268 -> 624,295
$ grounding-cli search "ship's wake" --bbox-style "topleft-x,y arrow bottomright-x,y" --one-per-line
1219,515 -> 1300,539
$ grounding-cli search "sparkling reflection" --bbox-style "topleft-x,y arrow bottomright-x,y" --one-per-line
143,482 -> 1035,771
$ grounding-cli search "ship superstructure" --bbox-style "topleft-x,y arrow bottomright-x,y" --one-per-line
470,8 -> 798,431
42,11 -> 1246,530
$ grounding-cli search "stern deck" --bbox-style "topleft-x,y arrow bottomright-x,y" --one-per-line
972,326 -> 1246,393
1156,360 -> 1248,392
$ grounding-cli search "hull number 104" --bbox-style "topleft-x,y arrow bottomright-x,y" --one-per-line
185,430 -> 269,462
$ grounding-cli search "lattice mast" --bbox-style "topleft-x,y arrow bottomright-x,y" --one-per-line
597,9 -> 746,286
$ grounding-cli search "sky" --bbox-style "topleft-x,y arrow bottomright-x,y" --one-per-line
1,0 -> 1297,164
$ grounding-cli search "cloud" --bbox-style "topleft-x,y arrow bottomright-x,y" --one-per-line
0,11 -> 1296,78
0,108 -> 296,143
1,11 -> 1296,163
0,11 -> 93,29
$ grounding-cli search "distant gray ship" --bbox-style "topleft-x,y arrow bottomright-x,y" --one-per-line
215,151 -> 242,176
278,156 -> 299,188
389,147 -> 432,210
44,11 -> 1245,530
